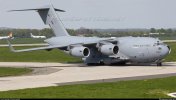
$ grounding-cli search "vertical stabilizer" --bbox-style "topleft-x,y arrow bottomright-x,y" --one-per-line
8,32 -> 13,38
30,33 -> 34,37
10,5 -> 70,37
39,5 -> 70,37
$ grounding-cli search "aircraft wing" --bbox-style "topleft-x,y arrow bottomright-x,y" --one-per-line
7,38 -> 118,53
7,39 -> 117,52
7,40 -> 66,53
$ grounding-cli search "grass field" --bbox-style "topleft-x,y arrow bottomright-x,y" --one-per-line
0,76 -> 176,98
0,67 -> 32,77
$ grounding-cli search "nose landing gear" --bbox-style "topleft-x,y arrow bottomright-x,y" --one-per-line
157,62 -> 162,66
156,59 -> 163,66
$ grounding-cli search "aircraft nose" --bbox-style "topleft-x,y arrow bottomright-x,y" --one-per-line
162,45 -> 171,56
167,45 -> 171,54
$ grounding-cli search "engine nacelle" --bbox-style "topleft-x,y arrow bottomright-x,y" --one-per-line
70,47 -> 90,57
100,44 -> 119,56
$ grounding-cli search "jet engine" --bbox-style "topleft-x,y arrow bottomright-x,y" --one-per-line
70,47 -> 90,57
99,44 -> 119,56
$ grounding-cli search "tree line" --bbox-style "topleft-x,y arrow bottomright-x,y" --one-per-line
150,28 -> 174,34
0,28 -> 176,39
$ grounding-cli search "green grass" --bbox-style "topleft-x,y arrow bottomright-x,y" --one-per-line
0,67 -> 32,77
0,76 -> 176,98
0,46 -> 81,63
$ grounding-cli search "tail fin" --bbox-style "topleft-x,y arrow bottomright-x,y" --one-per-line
9,5 -> 70,37
8,32 -> 13,38
30,33 -> 33,37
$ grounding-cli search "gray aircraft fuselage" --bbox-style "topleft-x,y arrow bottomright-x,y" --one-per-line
45,36 -> 170,64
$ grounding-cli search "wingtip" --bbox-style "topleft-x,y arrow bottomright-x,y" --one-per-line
6,39 -> 16,52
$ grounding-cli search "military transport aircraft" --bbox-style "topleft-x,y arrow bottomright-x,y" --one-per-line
0,32 -> 13,40
7,5 -> 171,66
30,33 -> 46,39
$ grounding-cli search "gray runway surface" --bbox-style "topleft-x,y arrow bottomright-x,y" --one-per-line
0,62 -> 176,91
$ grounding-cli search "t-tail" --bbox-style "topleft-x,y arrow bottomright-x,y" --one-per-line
30,33 -> 34,38
8,32 -> 13,39
9,5 -> 70,37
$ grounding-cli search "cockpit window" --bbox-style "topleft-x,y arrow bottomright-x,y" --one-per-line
157,41 -> 160,45
158,47 -> 162,50
153,41 -> 165,46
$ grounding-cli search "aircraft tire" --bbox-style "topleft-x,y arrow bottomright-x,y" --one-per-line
157,62 -> 162,66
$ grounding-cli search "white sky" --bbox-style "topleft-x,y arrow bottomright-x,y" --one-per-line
0,0 -> 176,29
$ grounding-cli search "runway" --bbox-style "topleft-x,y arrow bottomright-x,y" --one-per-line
0,62 -> 176,91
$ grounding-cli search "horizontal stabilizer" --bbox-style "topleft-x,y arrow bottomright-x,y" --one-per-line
8,5 -> 65,12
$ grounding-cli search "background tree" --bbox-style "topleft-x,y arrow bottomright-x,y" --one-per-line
150,28 -> 156,33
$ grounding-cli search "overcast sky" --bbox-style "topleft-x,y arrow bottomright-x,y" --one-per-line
0,0 -> 176,29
